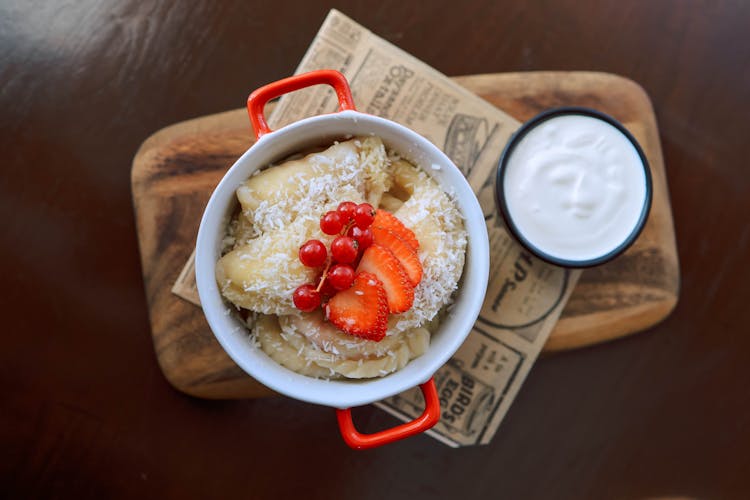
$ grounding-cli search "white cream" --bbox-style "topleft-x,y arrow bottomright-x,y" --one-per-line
503,114 -> 647,262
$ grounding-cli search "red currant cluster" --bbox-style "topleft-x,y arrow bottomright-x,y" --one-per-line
293,201 -> 376,312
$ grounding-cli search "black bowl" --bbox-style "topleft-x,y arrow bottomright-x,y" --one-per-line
494,106 -> 653,268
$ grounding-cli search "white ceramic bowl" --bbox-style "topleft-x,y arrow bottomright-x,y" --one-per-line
195,73 -> 489,415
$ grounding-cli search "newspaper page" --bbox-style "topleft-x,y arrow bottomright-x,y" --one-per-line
173,9 -> 581,447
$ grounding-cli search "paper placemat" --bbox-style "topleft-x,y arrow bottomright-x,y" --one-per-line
173,9 -> 580,447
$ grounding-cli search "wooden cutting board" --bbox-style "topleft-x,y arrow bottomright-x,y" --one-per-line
132,71 -> 679,399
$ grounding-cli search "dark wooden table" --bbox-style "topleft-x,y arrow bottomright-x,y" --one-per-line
2,1 -> 749,498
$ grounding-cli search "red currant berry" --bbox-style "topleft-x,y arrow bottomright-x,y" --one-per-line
293,284 -> 321,312
320,211 -> 344,235
328,264 -> 355,291
298,239 -> 327,267
330,236 -> 358,264
349,226 -> 373,250
354,203 -> 375,229
337,201 -> 357,222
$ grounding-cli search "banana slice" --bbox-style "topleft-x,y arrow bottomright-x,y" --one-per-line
216,216 -> 321,316
237,141 -> 356,212
390,160 -> 468,333
279,311 -> 407,359
405,327 -> 431,357
274,312 -> 431,379
358,137 -> 392,207
254,314 -> 332,378
312,328 -> 430,379
314,343 -> 411,379
236,137 -> 391,233
378,192 -> 403,212
225,211 -> 257,250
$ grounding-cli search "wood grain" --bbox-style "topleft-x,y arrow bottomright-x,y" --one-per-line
132,71 -> 679,399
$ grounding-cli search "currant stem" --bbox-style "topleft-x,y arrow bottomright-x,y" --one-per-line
315,258 -> 332,292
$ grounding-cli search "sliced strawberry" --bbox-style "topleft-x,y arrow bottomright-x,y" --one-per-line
373,209 -> 419,251
356,244 -> 414,313
325,271 -> 388,341
371,226 -> 423,286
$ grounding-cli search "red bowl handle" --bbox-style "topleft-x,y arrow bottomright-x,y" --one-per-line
335,378 -> 440,450
246,69 -> 357,139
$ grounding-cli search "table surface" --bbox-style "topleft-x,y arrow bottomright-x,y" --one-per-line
2,1 -> 749,498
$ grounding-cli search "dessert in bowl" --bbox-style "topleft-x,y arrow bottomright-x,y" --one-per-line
217,135 -> 467,379
195,70 -> 489,448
